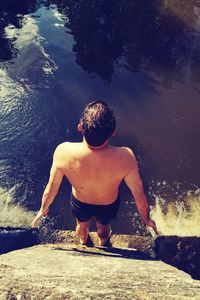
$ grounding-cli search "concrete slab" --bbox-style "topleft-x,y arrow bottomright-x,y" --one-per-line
0,243 -> 200,300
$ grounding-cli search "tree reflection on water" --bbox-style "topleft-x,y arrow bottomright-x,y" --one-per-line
47,0 -> 200,85
0,0 -> 200,84
0,0 -> 40,61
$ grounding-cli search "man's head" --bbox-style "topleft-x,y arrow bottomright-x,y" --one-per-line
78,100 -> 116,147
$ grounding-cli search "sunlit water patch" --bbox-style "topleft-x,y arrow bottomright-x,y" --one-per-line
0,69 -> 27,100
3,10 -> 58,87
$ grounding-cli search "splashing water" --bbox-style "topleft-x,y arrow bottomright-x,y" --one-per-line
0,188 -> 36,228
151,190 -> 200,236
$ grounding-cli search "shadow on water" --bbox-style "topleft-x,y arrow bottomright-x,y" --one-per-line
155,235 -> 200,280
0,227 -> 39,254
0,0 -> 200,232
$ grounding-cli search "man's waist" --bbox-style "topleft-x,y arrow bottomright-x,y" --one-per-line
72,189 -> 119,205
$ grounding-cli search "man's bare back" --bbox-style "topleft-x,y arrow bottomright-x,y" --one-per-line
31,100 -> 157,244
54,140 -> 133,205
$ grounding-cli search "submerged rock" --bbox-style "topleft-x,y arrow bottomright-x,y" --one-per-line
0,243 -> 200,300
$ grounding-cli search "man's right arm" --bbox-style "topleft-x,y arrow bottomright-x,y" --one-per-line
124,148 -> 158,234
31,146 -> 64,228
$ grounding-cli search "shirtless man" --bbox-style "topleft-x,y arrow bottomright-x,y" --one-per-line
31,100 -> 157,245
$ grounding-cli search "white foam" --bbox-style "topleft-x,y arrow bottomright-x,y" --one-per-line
151,192 -> 200,236
0,187 -> 36,228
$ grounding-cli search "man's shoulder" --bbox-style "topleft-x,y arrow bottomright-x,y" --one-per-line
108,145 -> 136,162
55,142 -> 69,152
56,141 -> 72,148
54,142 -> 77,157
122,146 -> 135,156
114,146 -> 135,156
117,146 -> 137,164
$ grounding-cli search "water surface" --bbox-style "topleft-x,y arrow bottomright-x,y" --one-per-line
0,0 -> 200,234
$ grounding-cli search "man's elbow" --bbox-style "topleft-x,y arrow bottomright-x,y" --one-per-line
131,182 -> 144,195
44,183 -> 59,198
131,186 -> 148,203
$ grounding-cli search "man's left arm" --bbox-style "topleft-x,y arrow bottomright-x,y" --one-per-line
124,148 -> 158,234
31,149 -> 63,228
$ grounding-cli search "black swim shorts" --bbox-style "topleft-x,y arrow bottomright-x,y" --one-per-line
70,194 -> 120,226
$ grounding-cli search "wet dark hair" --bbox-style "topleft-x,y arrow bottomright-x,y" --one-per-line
80,100 -> 116,147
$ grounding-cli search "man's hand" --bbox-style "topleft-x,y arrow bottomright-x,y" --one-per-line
31,209 -> 48,228
143,218 -> 158,235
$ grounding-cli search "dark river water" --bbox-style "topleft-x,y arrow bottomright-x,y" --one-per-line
0,0 -> 200,235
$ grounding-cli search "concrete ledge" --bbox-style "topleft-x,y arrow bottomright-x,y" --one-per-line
0,243 -> 200,299
38,229 -> 200,280
1,228 -> 200,281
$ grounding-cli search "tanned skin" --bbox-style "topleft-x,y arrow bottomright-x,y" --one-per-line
31,126 -> 157,245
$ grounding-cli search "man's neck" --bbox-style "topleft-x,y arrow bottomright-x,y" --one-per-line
83,138 -> 109,150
